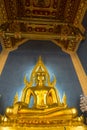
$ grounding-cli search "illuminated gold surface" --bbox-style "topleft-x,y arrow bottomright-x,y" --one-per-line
0,57 -> 87,129
0,126 -> 87,130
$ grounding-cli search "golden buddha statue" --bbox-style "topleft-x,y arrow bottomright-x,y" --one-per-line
1,57 -> 87,129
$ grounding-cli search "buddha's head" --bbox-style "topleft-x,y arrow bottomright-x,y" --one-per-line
30,57 -> 51,88
35,67 -> 46,87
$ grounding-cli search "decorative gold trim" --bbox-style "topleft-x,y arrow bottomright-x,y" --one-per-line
0,0 -> 7,25
0,125 -> 86,130
74,0 -> 87,33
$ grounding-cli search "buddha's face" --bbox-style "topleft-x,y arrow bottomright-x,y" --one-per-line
36,72 -> 46,86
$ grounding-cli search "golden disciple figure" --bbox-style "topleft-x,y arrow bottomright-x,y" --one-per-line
4,57 -> 84,126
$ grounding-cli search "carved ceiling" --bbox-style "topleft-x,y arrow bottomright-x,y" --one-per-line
0,0 -> 87,53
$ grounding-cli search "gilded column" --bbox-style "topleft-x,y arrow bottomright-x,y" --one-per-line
70,53 -> 87,95
0,50 -> 9,75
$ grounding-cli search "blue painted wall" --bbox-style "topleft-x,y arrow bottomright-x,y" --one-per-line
0,44 -> 2,53
0,40 -> 83,115
77,11 -> 87,74
82,10 -> 87,30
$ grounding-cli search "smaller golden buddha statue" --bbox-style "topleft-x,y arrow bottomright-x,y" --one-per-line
4,57 -> 85,126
